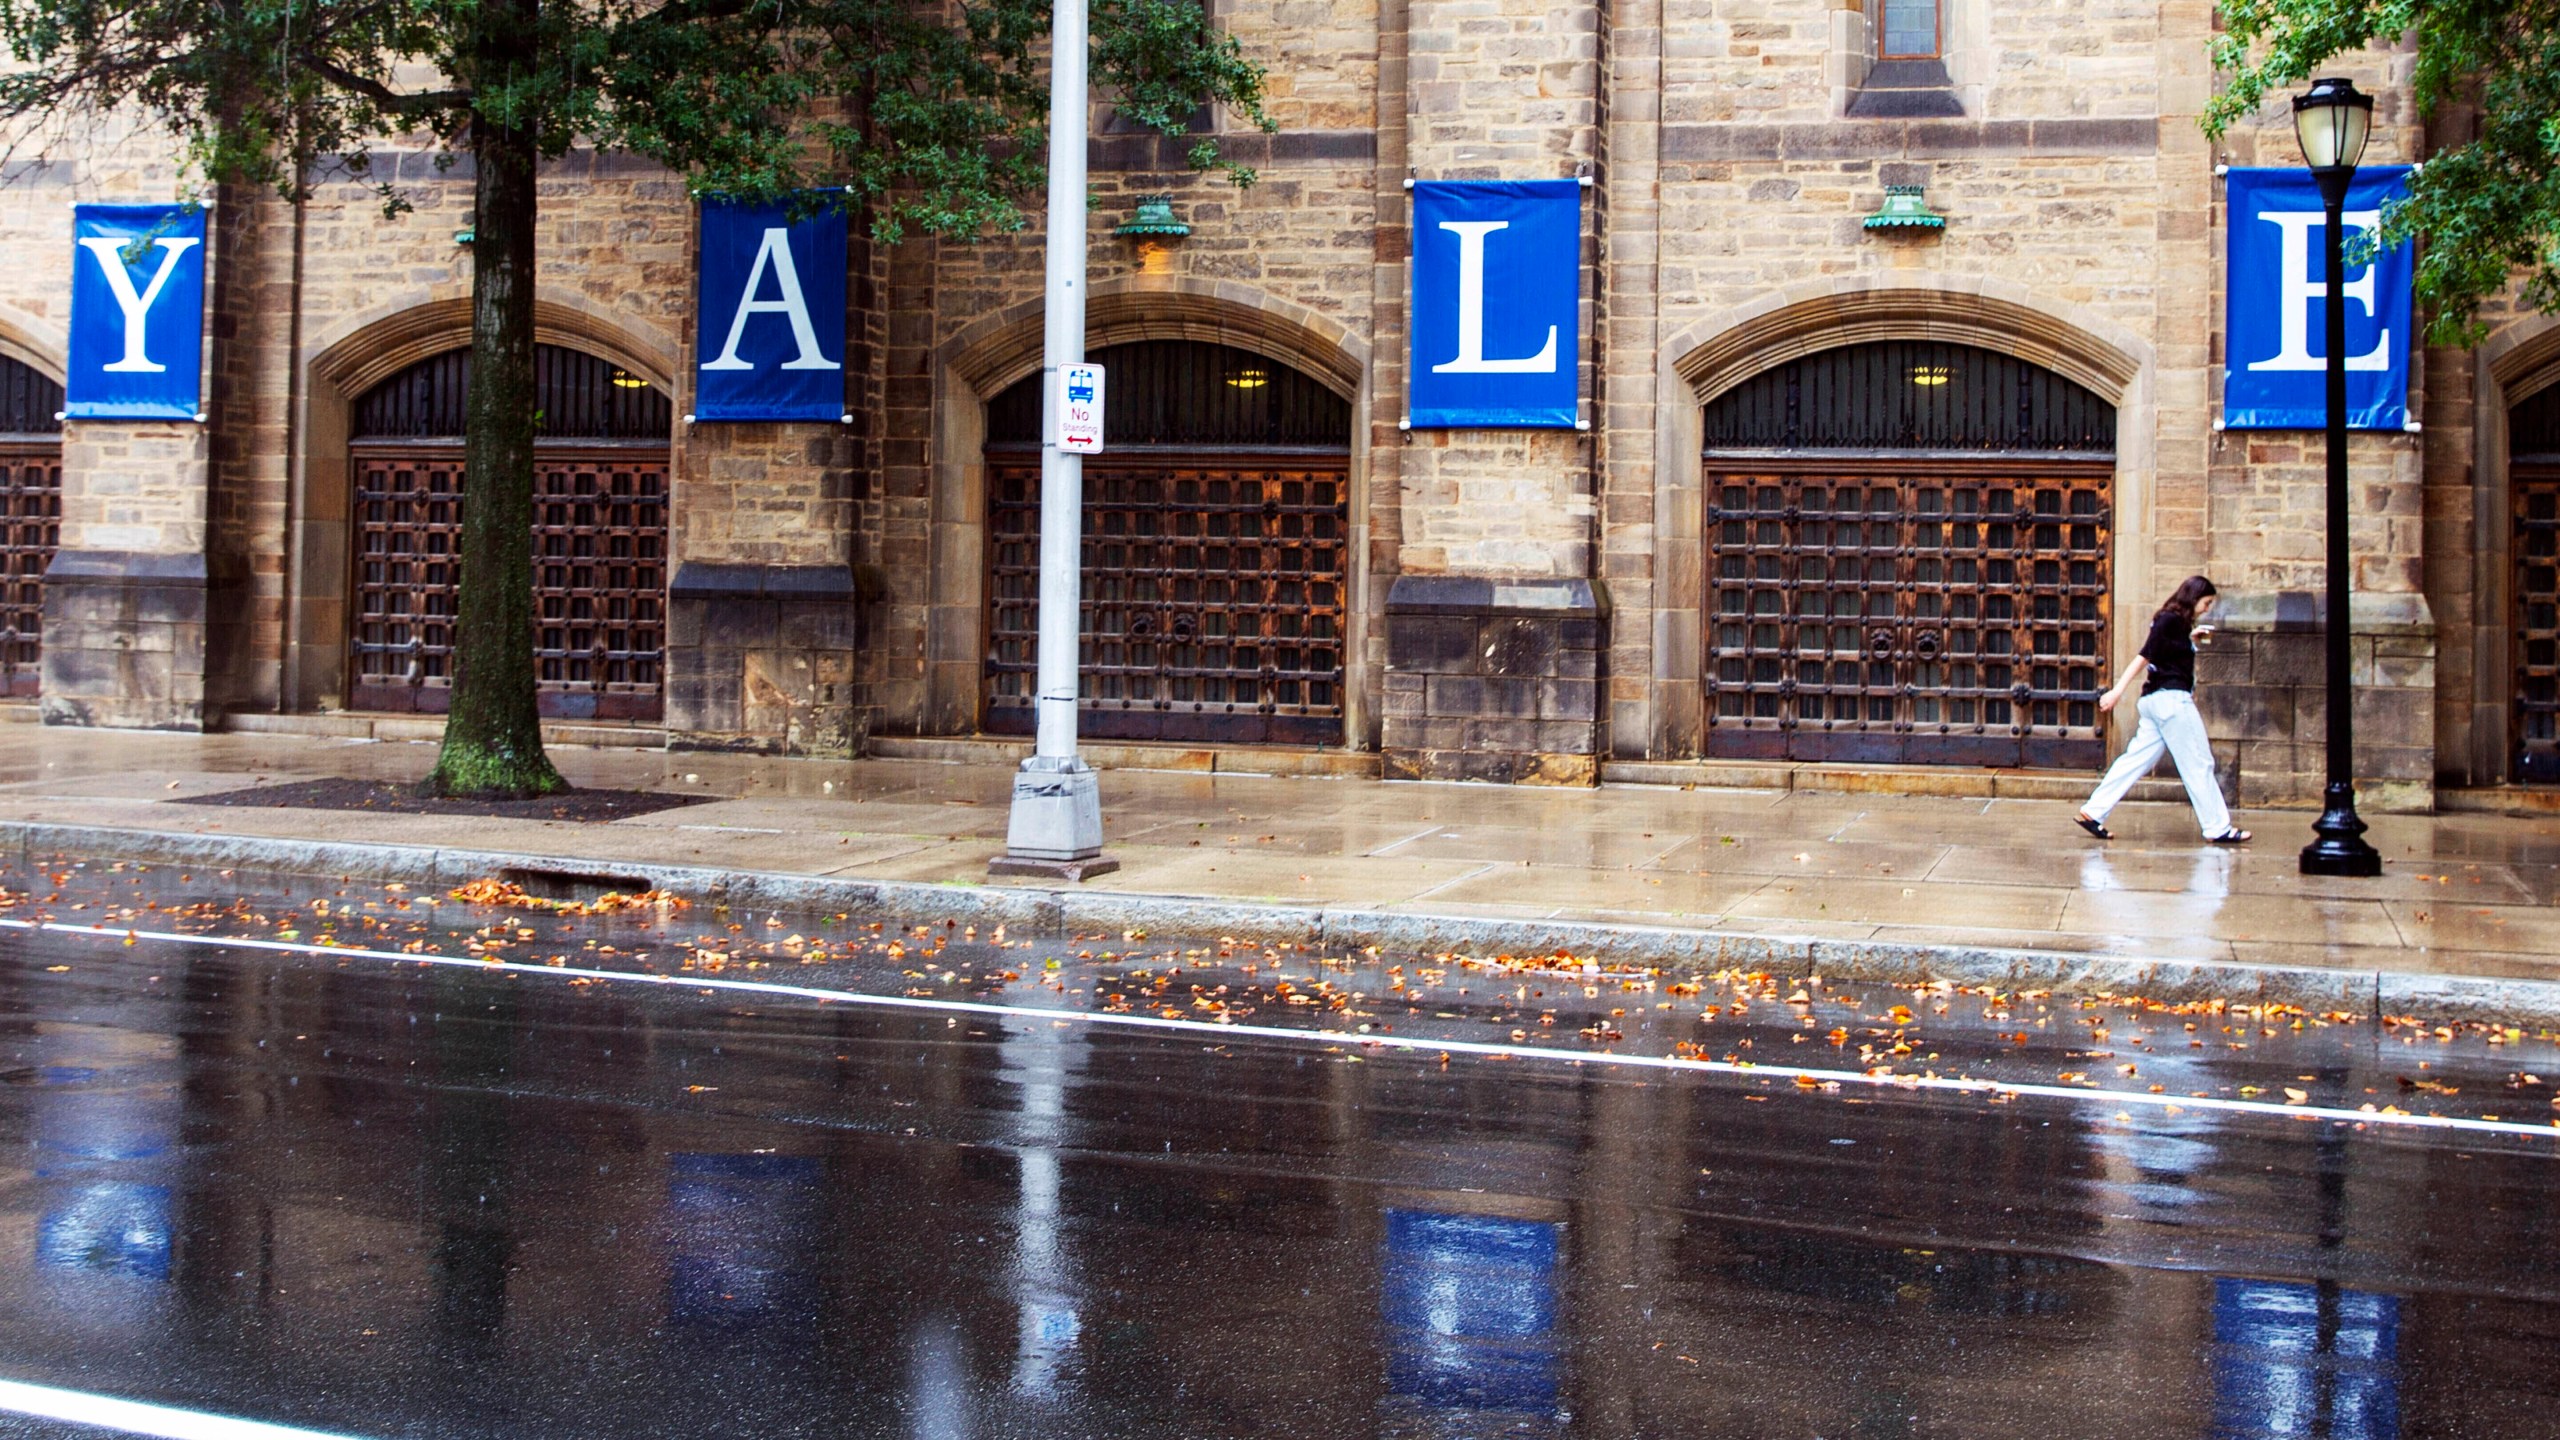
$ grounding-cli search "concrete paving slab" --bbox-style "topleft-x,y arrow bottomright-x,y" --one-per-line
1650,834 -> 1951,879
611,796 -> 1009,840
1728,876 -> 2071,932
1083,848 -> 1496,906
1114,816 -> 1444,857
2057,888 -> 2407,950
1371,824 -> 1695,869
1410,864 -> 1767,919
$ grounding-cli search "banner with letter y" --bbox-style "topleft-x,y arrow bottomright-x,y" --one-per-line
66,203 -> 207,420
694,194 -> 848,422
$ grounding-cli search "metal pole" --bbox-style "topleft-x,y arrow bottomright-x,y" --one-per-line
993,0 -> 1117,879
2301,170 -> 2381,877
1035,0 -> 1087,766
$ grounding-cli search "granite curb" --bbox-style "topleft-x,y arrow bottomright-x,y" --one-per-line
6,819 -> 2551,1029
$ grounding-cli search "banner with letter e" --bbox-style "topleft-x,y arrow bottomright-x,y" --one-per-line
1408,180 -> 1581,429
2222,166 -> 2414,431
66,203 -> 207,420
694,194 -> 848,422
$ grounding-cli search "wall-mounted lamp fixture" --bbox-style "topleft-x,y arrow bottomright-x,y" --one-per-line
1862,185 -> 1947,233
1116,194 -> 1190,274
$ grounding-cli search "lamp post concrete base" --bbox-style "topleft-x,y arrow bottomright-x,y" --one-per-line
991,756 -> 1116,880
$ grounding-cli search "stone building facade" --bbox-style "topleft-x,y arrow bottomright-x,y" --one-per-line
3,0 -> 2554,812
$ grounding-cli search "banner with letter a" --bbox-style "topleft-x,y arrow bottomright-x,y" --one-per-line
1408,180 -> 1581,429
2222,166 -> 2414,431
694,194 -> 848,422
66,203 -> 207,420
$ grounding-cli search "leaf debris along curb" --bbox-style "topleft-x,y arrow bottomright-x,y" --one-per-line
0,818 -> 2543,1028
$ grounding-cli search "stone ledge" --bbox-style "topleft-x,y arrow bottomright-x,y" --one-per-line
2212,589 -> 2433,637
44,549 -> 210,585
1384,575 -> 1606,617
669,562 -> 857,601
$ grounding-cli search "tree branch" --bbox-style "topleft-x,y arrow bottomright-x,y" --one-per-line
296,51 -> 469,117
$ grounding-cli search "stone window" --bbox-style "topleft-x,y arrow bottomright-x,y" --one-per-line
1836,0 -> 1970,118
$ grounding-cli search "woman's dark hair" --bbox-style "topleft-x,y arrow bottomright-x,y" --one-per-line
2158,574 -> 2219,623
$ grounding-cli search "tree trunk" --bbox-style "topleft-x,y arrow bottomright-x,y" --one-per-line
425,48 -> 563,798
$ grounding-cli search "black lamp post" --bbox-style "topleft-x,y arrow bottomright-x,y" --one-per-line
2294,76 -> 2384,878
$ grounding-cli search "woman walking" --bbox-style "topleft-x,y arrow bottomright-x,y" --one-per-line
2075,575 -> 2250,844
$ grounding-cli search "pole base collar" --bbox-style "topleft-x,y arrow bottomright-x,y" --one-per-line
988,854 -> 1123,882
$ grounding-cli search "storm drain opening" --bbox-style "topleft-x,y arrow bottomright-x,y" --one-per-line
498,866 -> 658,904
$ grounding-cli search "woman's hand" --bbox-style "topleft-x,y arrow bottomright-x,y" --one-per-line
2098,686 -> 2122,714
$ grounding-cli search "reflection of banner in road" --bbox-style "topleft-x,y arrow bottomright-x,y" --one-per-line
2211,1277 -> 2399,1439
694,195 -> 847,421
666,1152 -> 822,1335
1382,1208 -> 1559,1414
2222,166 -> 2413,431
1408,180 -> 1581,429
66,203 -> 207,420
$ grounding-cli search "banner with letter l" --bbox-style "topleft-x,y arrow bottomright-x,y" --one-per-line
2222,165 -> 2414,431
694,194 -> 848,422
66,203 -> 207,421
1408,180 -> 1581,429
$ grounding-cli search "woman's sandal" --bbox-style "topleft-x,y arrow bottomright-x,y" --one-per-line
2210,828 -> 2252,845
2074,813 -> 2112,840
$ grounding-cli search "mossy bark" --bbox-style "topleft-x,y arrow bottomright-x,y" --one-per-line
426,23 -> 564,801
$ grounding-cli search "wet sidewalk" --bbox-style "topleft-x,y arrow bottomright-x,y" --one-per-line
0,724 -> 2554,1002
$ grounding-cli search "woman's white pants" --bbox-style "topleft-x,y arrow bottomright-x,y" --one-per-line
2082,689 -> 2232,838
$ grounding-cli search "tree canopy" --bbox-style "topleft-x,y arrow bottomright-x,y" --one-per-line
2205,0 -> 2560,344
0,0 -> 1274,229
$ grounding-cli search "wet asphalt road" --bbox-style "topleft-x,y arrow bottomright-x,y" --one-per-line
1,862 -> 2558,1439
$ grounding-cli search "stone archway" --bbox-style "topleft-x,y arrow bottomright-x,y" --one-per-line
292,299 -> 679,712
2484,317 -> 2560,784
924,280 -> 1372,742
1644,282 -> 2152,760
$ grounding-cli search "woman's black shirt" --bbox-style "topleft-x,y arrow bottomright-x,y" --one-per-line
2139,610 -> 2196,695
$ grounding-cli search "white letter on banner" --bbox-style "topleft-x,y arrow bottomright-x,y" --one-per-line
2245,210 -> 2389,373
1429,220 -> 1558,375
76,237 -> 200,373
701,227 -> 841,372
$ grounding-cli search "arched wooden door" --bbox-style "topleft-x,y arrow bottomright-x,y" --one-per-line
2512,383 -> 2560,783
349,346 -> 672,719
982,340 -> 1353,745
1702,341 -> 2117,769
0,356 -> 62,697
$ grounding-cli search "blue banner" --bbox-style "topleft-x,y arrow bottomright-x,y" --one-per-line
2223,166 -> 2413,431
66,203 -> 206,420
1409,180 -> 1581,429
694,195 -> 847,422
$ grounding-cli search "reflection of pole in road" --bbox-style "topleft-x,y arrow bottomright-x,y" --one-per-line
2209,1072 -> 2400,1440
1001,1012 -> 1088,1398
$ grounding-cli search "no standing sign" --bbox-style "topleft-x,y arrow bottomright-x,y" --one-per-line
1054,363 -> 1105,453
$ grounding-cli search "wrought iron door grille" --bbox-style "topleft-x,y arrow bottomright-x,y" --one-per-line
1706,463 -> 2111,768
351,446 -> 667,720
0,442 -> 59,696
985,449 -> 1348,745
2516,463 -> 2560,784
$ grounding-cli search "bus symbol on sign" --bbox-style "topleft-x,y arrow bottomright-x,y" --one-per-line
1054,363 -> 1105,454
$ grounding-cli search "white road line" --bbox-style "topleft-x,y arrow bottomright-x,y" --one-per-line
7,916 -> 2556,1142
0,1377 -> 374,1440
